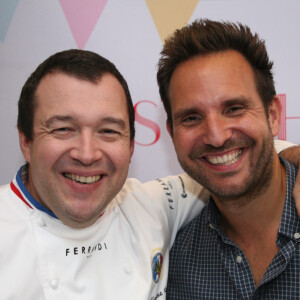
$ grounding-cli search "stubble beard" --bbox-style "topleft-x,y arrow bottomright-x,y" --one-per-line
178,132 -> 275,202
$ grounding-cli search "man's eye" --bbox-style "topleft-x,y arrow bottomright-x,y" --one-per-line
182,115 -> 202,123
51,128 -> 74,135
101,129 -> 120,135
57,128 -> 69,131
226,106 -> 244,114
99,128 -> 122,141
53,128 -> 71,132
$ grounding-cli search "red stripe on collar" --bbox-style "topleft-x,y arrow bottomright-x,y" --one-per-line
10,181 -> 105,219
10,181 -> 33,209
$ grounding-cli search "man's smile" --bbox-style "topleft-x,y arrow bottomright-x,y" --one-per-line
63,173 -> 103,184
204,149 -> 243,166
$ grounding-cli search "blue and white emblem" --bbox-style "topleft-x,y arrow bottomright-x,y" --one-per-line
151,250 -> 164,283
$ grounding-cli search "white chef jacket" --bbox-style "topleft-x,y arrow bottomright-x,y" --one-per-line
0,169 -> 209,300
0,140 -> 294,299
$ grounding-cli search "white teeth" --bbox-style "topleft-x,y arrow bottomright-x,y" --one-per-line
217,156 -> 223,164
211,157 -> 218,164
205,149 -> 242,166
64,173 -> 102,184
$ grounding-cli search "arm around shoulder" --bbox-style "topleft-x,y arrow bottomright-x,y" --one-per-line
275,140 -> 300,216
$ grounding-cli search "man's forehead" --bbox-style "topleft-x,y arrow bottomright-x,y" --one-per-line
173,51 -> 252,77
34,72 -> 125,102
168,50 -> 262,115
170,51 -> 256,94
33,72 -> 129,123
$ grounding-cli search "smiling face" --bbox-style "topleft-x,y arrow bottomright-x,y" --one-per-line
19,72 -> 134,228
168,51 -> 281,201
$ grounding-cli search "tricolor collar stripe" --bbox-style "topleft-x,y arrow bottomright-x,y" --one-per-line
12,166 -> 105,221
10,181 -> 33,209
13,167 -> 58,219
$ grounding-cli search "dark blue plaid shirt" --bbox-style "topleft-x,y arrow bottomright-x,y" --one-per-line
167,158 -> 299,299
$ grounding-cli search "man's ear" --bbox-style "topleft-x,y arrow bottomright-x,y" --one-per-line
18,130 -> 32,163
268,96 -> 282,137
166,120 -> 173,138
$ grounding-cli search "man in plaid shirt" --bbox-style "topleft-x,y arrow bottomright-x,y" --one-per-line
157,19 -> 300,299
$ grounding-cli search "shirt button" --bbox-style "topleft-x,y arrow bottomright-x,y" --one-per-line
37,218 -> 45,227
294,232 -> 300,239
124,265 -> 132,275
50,279 -> 58,289
236,255 -> 243,263
209,224 -> 215,230
114,207 -> 120,214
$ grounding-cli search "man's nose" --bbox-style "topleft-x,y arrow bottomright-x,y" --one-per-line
70,131 -> 103,165
201,115 -> 233,148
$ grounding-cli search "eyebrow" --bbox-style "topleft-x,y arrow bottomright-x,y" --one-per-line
45,115 -> 73,128
44,115 -> 126,129
100,117 -> 126,129
222,96 -> 252,106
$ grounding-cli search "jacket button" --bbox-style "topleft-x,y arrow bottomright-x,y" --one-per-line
50,279 -> 58,289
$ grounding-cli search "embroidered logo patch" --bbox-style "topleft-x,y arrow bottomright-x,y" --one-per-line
151,249 -> 164,283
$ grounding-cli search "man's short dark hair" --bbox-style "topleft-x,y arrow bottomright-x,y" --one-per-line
18,49 -> 135,140
157,19 -> 276,128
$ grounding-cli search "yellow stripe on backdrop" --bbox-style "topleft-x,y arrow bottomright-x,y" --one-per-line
146,0 -> 199,43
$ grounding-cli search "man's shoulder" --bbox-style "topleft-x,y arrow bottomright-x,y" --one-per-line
115,175 -> 185,211
120,174 -> 206,201
0,182 -> 10,190
114,174 -> 208,229
0,182 -> 22,221
122,173 -> 209,200
172,205 -> 209,245
0,183 -> 12,198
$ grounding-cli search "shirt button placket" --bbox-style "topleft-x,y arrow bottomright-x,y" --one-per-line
236,255 -> 243,264
50,279 -> 58,290
124,265 -> 132,275
294,232 -> 300,239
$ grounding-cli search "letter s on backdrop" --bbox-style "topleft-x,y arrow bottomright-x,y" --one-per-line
134,100 -> 161,146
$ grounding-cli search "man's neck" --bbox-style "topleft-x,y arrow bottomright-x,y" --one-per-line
214,155 -> 286,240
213,155 -> 287,287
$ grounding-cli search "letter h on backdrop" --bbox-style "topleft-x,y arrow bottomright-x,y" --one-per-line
278,94 -> 300,141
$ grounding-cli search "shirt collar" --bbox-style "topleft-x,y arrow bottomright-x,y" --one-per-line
277,157 -> 300,241
11,165 -> 58,219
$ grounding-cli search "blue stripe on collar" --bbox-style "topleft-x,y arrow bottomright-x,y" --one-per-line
16,166 -> 58,219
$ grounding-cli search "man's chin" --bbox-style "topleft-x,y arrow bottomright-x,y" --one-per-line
181,166 -> 250,199
208,185 -> 249,200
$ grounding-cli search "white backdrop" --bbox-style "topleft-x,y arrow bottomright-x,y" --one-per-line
0,0 -> 299,185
